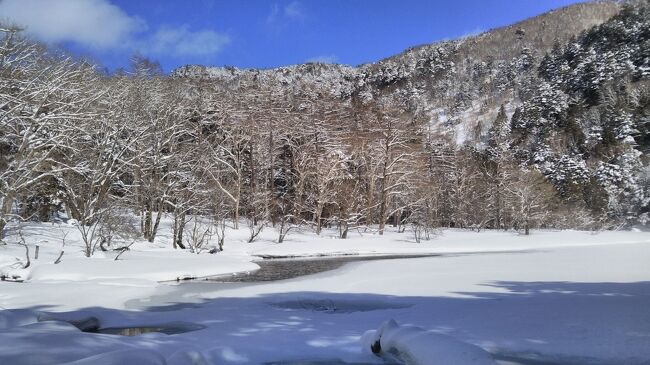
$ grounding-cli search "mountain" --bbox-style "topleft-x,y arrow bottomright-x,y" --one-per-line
172,1 -> 621,142
171,0 -> 648,225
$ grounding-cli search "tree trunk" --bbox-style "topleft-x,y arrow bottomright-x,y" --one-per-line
172,213 -> 179,249
340,221 -> 348,239
378,192 -> 387,235
0,194 -> 14,239
522,205 -> 529,235
366,180 -> 375,226
65,199 -> 83,222
149,200 -> 163,243
175,212 -> 186,249
392,206 -> 400,228
278,220 -> 285,243
140,206 -> 145,236
143,201 -> 152,240
494,185 -> 502,229
315,204 -> 324,235
233,199 -> 240,230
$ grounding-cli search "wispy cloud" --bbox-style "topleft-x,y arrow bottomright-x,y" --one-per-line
306,55 -> 338,64
144,26 -> 230,57
0,0 -> 230,58
267,1 -> 306,25
266,4 -> 281,24
284,1 -> 305,19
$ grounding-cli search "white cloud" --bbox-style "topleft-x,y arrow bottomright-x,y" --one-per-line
0,0 -> 145,49
267,1 -> 305,25
144,26 -> 230,57
306,55 -> 338,64
266,3 -> 281,24
284,1 -> 305,19
0,0 -> 230,58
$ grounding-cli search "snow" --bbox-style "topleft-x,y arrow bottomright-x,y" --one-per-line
246,228 -> 647,258
5,218 -> 644,286
60,349 -> 167,365
0,219 -> 259,283
0,219 -> 649,364
361,319 -> 496,364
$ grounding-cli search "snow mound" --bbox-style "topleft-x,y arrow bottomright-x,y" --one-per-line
60,349 -> 166,365
39,310 -> 102,331
0,309 -> 40,328
0,264 -> 31,281
362,319 -> 495,365
167,349 -> 209,365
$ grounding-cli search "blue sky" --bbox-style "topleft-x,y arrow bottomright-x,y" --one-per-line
0,0 -> 584,73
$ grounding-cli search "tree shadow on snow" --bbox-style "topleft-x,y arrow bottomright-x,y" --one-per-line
1,280 -> 649,364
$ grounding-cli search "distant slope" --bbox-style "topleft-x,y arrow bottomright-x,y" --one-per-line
173,1 -> 621,141
173,1 -> 649,223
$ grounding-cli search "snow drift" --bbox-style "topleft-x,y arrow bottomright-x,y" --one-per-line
362,319 -> 495,365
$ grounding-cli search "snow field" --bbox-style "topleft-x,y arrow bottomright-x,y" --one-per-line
0,218 -> 648,364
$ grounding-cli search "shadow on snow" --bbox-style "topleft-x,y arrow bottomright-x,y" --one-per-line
1,280 -> 649,364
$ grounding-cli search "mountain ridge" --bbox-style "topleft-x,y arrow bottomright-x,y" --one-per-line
168,0 -> 649,226
172,1 -> 620,77
170,0 -> 624,146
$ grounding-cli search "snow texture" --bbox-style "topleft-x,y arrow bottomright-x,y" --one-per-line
362,319 -> 495,364
0,221 -> 649,364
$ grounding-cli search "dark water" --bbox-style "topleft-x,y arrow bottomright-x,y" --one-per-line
97,326 -> 176,336
207,254 -> 440,282
93,323 -> 206,336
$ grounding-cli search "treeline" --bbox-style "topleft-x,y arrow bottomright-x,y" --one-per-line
1,3 -> 648,256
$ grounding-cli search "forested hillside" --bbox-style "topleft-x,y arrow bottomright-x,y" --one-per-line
1,1 -> 648,253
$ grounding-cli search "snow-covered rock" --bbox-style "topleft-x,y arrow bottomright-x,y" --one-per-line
38,310 -> 102,331
362,319 -> 495,365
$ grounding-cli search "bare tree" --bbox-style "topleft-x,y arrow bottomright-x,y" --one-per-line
128,75 -> 187,243
246,190 -> 268,243
506,168 -> 557,235
0,28 -> 102,237
372,107 -> 417,235
205,122 -> 247,230
185,215 -> 214,254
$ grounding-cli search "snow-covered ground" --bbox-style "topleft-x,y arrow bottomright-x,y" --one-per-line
0,219 -> 649,364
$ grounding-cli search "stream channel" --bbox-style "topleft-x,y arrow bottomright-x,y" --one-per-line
206,253 -> 441,282
119,252 -> 565,365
